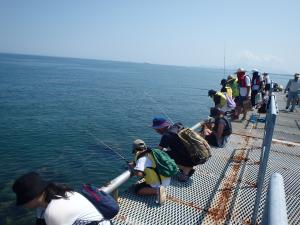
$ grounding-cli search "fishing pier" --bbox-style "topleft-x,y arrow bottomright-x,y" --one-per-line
103,92 -> 300,225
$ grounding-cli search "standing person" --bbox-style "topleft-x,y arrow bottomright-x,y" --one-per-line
201,107 -> 232,148
262,72 -> 271,95
235,68 -> 251,120
130,139 -> 169,205
227,75 -> 239,99
251,69 -> 263,107
285,73 -> 300,112
152,116 -> 194,182
220,79 -> 233,98
12,172 -> 111,225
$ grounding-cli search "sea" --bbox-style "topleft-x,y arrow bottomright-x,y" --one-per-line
0,53 -> 290,224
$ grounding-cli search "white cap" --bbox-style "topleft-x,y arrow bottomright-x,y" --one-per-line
235,68 -> 246,74
252,69 -> 259,73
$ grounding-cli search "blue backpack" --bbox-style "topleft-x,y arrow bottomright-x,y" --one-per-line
81,184 -> 119,220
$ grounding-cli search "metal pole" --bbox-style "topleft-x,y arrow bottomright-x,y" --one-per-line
101,170 -> 132,194
251,95 -> 277,225
262,173 -> 288,225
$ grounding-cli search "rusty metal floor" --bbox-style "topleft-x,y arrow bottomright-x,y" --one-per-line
112,93 -> 300,225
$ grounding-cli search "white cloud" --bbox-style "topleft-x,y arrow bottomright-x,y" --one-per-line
231,50 -> 287,73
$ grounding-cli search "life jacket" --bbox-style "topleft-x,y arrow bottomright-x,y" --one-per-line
214,92 -> 227,108
227,78 -> 239,98
134,151 -> 168,185
238,74 -> 251,88
213,117 -> 232,137
251,76 -> 261,87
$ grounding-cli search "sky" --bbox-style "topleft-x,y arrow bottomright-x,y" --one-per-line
0,0 -> 299,73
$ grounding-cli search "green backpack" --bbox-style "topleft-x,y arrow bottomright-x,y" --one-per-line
150,148 -> 178,177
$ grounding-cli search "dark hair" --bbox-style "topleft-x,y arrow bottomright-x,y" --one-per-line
43,182 -> 73,203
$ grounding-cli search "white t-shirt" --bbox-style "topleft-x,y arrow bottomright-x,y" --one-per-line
239,75 -> 251,97
134,155 -> 171,188
43,192 -> 110,225
264,75 -> 271,84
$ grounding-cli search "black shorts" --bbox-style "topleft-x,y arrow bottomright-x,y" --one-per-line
167,151 -> 194,167
134,182 -> 152,194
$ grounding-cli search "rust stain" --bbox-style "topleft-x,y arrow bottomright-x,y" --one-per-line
208,136 -> 250,223
166,195 -> 204,212
115,214 -> 127,222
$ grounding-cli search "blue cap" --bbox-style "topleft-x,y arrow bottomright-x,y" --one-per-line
152,116 -> 170,129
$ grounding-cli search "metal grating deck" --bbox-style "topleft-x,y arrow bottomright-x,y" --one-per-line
112,93 -> 300,225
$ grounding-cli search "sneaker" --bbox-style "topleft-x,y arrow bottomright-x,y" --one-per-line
157,186 -> 166,205
290,109 -> 294,112
286,106 -> 289,110
178,172 -> 189,182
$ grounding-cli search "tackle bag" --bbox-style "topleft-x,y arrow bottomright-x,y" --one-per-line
178,128 -> 212,165
81,184 -> 119,219
150,148 -> 178,177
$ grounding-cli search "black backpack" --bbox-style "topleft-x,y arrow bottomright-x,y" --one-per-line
215,118 -> 232,136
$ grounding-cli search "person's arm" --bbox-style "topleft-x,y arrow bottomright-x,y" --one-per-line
215,122 -> 224,139
246,76 -> 251,99
285,80 -> 291,93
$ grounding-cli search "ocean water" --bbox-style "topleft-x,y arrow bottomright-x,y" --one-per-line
0,53 -> 290,224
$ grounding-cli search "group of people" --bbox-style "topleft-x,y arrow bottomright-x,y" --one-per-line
208,68 -> 273,121
11,69 -> 299,225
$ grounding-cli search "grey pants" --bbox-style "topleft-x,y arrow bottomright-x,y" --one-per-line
286,91 -> 299,110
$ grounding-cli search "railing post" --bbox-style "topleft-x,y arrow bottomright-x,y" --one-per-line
261,173 -> 289,225
251,95 -> 277,225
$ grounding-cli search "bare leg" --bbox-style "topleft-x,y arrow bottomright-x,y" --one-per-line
137,187 -> 157,196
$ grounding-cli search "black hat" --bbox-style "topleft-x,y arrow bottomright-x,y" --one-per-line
220,79 -> 227,86
208,89 -> 217,97
12,172 -> 48,206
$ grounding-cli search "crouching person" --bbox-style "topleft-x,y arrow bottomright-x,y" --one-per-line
12,172 -> 111,225
131,139 -> 171,205
202,107 -> 232,148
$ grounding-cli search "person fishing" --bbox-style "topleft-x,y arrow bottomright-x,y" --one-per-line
152,116 -> 195,182
208,89 -> 230,113
12,172 -> 111,225
201,107 -> 232,148
227,75 -> 239,99
129,139 -> 169,205
220,78 -> 233,98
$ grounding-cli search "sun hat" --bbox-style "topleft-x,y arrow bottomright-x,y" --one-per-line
208,89 -> 217,97
12,172 -> 48,206
132,139 -> 146,152
294,73 -> 299,78
152,116 -> 170,129
252,69 -> 259,74
235,68 -> 246,74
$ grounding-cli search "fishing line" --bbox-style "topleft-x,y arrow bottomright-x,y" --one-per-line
143,91 -> 174,124
87,130 -> 130,164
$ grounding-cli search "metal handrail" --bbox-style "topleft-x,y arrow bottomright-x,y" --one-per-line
262,173 -> 289,225
251,94 -> 278,225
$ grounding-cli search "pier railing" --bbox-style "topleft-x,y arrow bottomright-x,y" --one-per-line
250,93 -> 283,225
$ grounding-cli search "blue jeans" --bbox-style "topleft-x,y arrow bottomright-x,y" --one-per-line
286,91 -> 299,110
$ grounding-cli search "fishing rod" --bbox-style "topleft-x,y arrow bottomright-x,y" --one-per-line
87,130 -> 131,164
143,91 -> 174,124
